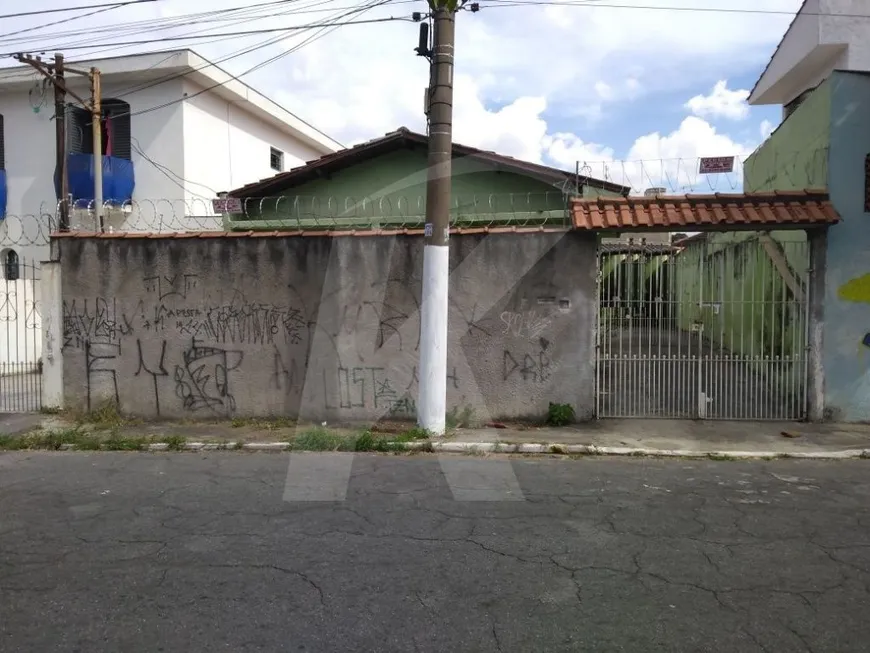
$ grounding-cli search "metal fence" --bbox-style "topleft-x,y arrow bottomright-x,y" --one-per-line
596,235 -> 810,420
0,257 -> 42,412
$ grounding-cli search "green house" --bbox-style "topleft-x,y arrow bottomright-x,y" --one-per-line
225,127 -> 628,230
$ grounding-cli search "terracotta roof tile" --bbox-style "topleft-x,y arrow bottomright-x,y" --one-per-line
571,190 -> 839,230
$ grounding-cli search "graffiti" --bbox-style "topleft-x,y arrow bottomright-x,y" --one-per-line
173,338 -> 243,415
503,347 -> 551,384
500,310 -> 552,340
63,298 -> 132,349
271,349 -> 301,393
44,314 -> 55,363
200,300 -> 307,345
143,274 -> 199,301
389,396 -> 417,417
451,299 -> 492,338
839,274 -> 870,304
85,340 -> 121,411
135,339 -> 169,416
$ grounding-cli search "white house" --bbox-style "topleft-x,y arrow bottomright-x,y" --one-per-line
0,48 -> 341,266
749,0 -> 870,115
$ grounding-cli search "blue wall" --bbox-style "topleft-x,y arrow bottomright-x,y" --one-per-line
823,71 -> 870,421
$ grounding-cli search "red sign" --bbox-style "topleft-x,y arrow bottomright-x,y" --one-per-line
698,156 -> 735,174
212,197 -> 242,213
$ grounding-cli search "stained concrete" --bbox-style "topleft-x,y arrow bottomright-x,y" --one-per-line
57,232 -> 596,422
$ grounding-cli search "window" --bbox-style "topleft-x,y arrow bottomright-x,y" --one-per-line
270,147 -> 284,172
4,250 -> 19,281
68,99 -> 131,159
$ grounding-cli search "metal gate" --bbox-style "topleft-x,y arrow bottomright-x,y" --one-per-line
0,256 -> 43,412
595,235 -> 810,420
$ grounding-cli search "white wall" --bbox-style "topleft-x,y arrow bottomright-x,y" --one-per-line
822,0 -> 870,70
182,79 -> 323,209
0,76 -> 187,256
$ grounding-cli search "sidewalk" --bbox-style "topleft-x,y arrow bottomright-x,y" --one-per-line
442,419 -> 870,458
7,414 -> 870,459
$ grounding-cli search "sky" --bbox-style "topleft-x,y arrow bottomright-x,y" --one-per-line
5,0 -> 803,193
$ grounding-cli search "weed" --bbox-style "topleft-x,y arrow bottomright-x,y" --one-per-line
292,427 -> 345,452
707,453 -> 735,461
549,445 -> 567,454
396,427 -> 431,442
231,416 -> 296,430
446,405 -> 477,429
232,440 -> 245,450
161,435 -> 187,451
39,406 -> 62,415
103,430 -> 150,451
546,402 -> 576,426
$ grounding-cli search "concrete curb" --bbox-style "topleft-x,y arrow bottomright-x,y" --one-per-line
49,440 -> 870,459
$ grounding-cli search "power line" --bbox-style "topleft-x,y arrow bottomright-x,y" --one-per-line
0,1 -> 156,21
120,0 -> 401,122
0,1 -> 159,41
1,14 -> 408,56
60,0 -> 347,64
476,0 -> 870,18
0,0 -> 325,49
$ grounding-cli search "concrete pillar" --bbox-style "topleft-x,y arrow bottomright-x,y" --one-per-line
40,260 -> 63,410
807,228 -> 828,422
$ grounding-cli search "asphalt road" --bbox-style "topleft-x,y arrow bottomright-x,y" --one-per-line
2,452 -> 870,652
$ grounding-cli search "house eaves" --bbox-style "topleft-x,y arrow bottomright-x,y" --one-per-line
0,48 -> 341,155
229,127 -> 631,198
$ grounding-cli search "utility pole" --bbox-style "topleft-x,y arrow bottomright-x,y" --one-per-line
54,53 -> 68,231
415,0 -> 458,436
90,67 -> 103,232
14,53 -> 103,231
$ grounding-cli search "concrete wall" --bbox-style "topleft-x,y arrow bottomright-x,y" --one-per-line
744,78 -> 831,192
57,231 -> 596,422
238,148 -> 571,228
819,71 -> 870,421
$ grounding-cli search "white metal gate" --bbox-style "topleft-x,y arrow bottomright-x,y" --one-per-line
595,236 -> 810,420
0,257 -> 43,412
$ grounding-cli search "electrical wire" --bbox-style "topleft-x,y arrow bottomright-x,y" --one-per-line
130,138 -> 218,198
1,14 -> 407,56
0,1 -> 157,21
119,0 -> 402,122
0,1 -> 159,42
0,0 -> 321,50
63,0 -> 347,68
475,0 -> 870,18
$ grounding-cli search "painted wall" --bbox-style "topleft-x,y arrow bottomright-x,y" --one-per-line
181,79 -> 323,208
820,71 -> 870,421
240,148 -> 571,227
0,78 -> 186,262
744,78 -> 831,192
57,231 -> 596,422
674,232 -> 809,394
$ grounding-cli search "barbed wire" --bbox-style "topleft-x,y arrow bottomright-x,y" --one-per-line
573,148 -> 829,195
0,147 -> 831,245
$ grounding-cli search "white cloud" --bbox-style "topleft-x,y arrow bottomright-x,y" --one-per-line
10,0 -> 797,196
760,118 -> 776,140
685,81 -> 751,120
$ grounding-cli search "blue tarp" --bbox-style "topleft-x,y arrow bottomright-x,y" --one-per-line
61,154 -> 135,204
0,169 -> 6,219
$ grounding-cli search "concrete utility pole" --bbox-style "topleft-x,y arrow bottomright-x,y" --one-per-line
14,53 -> 103,231
417,0 -> 457,435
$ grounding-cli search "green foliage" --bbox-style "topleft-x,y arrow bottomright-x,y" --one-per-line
546,402 -> 575,426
